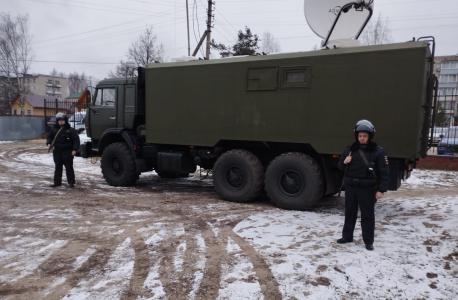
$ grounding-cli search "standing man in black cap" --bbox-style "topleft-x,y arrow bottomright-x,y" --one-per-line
336,120 -> 389,251
46,112 -> 80,188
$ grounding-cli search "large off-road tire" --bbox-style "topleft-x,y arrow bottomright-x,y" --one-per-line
265,152 -> 324,210
213,149 -> 264,203
101,142 -> 139,186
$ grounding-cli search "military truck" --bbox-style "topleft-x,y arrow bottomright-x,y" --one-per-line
83,39 -> 437,210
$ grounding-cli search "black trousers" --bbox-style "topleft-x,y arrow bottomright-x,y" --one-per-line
342,185 -> 376,245
53,149 -> 75,185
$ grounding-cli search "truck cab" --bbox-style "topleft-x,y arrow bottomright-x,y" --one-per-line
86,74 -> 145,157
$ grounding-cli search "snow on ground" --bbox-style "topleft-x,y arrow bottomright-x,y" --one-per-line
403,169 -> 458,188
217,237 -> 264,300
78,132 -> 91,144
234,177 -> 458,299
139,224 -> 167,300
1,142 -> 457,299
62,238 -> 135,300
0,141 -> 13,144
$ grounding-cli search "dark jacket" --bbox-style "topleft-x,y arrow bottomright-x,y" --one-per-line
46,121 -> 80,151
338,141 -> 390,192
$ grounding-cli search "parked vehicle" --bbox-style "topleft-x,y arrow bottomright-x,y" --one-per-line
437,127 -> 458,155
429,127 -> 448,146
82,40 -> 437,210
46,116 -> 56,132
69,111 -> 86,134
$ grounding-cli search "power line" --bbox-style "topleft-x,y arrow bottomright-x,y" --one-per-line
1,59 -> 119,65
29,0 -> 165,16
32,6 -> 190,45
33,18 -> 192,51
194,0 -> 205,57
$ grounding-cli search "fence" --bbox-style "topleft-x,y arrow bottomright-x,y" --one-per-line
44,98 -> 88,133
429,93 -> 458,156
0,116 -> 45,140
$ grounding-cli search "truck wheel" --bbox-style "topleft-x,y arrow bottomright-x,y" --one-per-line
101,142 -> 139,186
213,149 -> 264,202
265,153 -> 324,210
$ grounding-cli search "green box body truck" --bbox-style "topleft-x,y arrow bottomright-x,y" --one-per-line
84,40 -> 436,210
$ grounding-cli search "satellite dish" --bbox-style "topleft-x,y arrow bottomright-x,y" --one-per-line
304,0 -> 373,46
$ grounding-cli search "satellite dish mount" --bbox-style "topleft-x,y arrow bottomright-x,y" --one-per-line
321,1 -> 373,48
304,0 -> 374,49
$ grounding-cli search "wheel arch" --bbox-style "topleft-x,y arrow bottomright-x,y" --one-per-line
98,128 -> 137,158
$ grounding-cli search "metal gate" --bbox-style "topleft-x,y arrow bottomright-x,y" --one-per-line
44,98 -> 88,133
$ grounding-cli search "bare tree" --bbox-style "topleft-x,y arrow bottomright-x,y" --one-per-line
67,71 -> 88,95
359,13 -> 393,46
0,13 -> 33,115
262,31 -> 281,54
108,60 -> 137,78
109,26 -> 165,78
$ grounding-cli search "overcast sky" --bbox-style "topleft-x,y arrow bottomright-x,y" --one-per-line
2,0 -> 458,81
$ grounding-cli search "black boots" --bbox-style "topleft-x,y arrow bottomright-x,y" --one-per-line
337,238 -> 374,250
49,183 -> 74,188
337,237 -> 353,244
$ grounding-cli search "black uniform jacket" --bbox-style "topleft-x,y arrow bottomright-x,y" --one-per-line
338,141 -> 390,193
46,122 -> 80,151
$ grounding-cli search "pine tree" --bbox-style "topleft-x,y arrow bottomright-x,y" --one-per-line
211,27 -> 260,58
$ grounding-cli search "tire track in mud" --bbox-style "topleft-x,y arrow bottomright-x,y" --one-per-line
1,142 -> 284,299
194,224 -> 224,300
224,229 -> 282,300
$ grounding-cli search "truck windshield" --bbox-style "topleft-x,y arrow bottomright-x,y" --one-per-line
69,114 -> 84,122
94,88 -> 116,106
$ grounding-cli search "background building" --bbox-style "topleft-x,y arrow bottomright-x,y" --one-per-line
434,55 -> 458,126
24,74 -> 68,99
11,94 -> 67,116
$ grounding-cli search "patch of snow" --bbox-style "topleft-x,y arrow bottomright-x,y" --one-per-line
174,241 -> 186,272
79,133 -> 91,143
141,258 -> 165,300
73,247 -> 97,271
217,237 -> 263,300
188,234 -> 206,300
63,238 -> 135,300
0,240 -> 67,282
207,221 -> 220,237
140,224 -> 168,299
234,191 -> 458,299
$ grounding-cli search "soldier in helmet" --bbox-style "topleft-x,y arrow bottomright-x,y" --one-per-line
46,112 -> 80,188
336,120 -> 389,251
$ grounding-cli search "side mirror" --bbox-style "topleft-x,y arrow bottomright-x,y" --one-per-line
86,90 -> 92,104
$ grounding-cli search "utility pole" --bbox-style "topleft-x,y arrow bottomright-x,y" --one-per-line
205,0 -> 214,59
186,0 -> 191,56
191,0 -> 214,59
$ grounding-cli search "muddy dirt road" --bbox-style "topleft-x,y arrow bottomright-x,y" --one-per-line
0,140 -> 457,300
